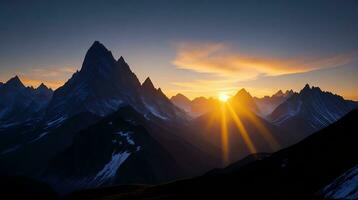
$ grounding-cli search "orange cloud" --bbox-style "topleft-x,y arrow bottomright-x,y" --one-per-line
172,42 -> 356,80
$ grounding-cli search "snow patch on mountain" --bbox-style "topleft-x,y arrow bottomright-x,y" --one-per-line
29,131 -> 49,143
91,151 -> 131,185
323,166 -> 358,200
115,131 -> 135,145
47,116 -> 67,127
143,101 -> 169,120
1,144 -> 21,155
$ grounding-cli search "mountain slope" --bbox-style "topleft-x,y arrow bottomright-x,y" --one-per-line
269,84 -> 358,139
70,109 -> 358,200
44,106 -> 184,193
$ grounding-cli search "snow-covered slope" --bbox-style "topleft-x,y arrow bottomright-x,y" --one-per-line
322,165 -> 358,200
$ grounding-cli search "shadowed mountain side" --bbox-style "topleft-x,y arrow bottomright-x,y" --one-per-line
67,109 -> 358,200
43,106 -> 216,193
0,112 -> 101,176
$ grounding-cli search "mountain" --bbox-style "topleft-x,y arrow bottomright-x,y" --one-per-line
254,89 -> 295,116
69,109 -> 358,200
269,84 -> 358,139
230,88 -> 260,114
0,41 -> 212,194
170,93 -> 191,112
141,78 -> 187,121
170,94 -> 219,117
190,97 -> 219,116
0,76 -> 53,126
171,89 -> 261,118
46,41 -> 186,122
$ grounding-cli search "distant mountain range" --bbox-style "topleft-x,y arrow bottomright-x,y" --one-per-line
269,84 -> 358,139
172,84 -> 357,136
0,41 -> 357,195
0,76 -> 53,125
254,89 -> 295,116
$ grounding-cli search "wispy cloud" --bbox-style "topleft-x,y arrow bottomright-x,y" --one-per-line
170,42 -> 357,98
172,42 -> 356,80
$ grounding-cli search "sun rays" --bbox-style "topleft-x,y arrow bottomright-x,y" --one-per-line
216,96 -> 280,165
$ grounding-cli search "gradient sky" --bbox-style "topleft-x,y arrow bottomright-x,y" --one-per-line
1,0 -> 357,100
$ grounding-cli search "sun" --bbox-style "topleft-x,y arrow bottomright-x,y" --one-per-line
218,93 -> 230,102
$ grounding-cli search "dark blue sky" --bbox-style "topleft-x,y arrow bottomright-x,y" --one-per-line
1,0 -> 357,99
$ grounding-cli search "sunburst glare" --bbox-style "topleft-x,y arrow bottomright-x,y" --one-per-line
219,93 -> 230,102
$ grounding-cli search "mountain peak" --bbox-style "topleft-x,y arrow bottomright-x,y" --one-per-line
6,75 -> 25,88
36,83 -> 51,91
117,56 -> 126,63
235,88 -> 252,98
303,83 -> 311,90
142,77 -> 155,90
171,93 -> 190,101
81,41 -> 116,73
91,40 -> 105,49
87,41 -> 111,55
273,90 -> 284,97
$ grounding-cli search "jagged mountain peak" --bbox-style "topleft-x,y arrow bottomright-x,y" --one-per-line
302,83 -> 311,91
117,56 -> 126,64
5,75 -> 25,88
37,83 -> 49,90
46,42 -> 187,121
89,41 -> 108,52
235,88 -> 252,99
300,84 -> 323,95
142,77 -> 155,90
273,90 -> 284,97
285,89 -> 294,95
81,41 -> 116,74
157,88 -> 168,98
35,83 -> 53,96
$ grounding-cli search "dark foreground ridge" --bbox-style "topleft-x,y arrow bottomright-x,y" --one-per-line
67,109 -> 358,200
